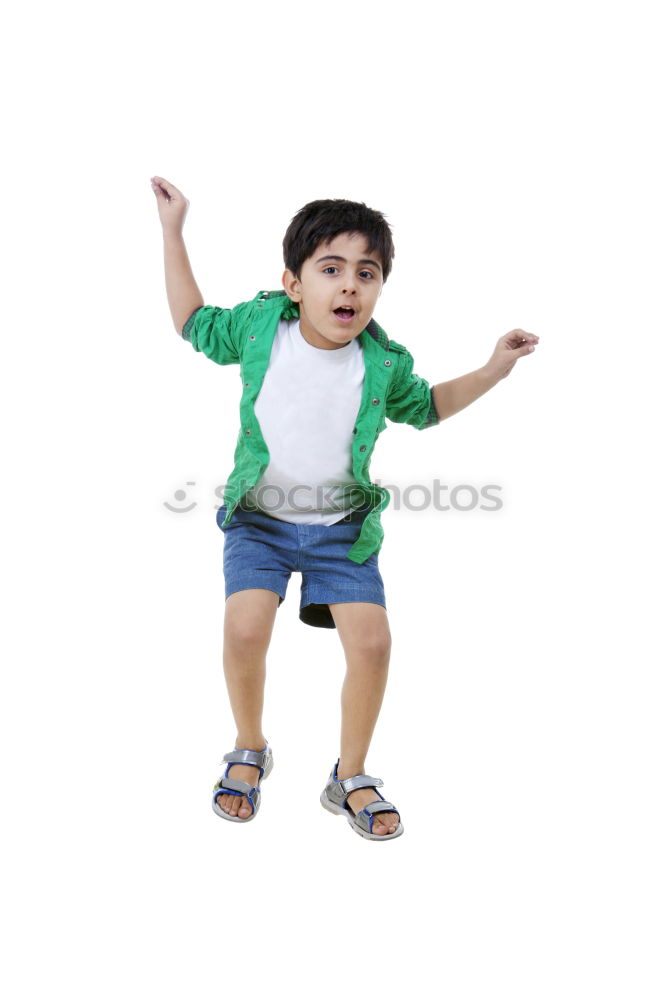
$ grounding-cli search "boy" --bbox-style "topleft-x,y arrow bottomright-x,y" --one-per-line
151,175 -> 539,840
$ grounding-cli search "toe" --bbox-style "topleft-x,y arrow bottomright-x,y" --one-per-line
375,812 -> 399,834
215,789 -> 253,818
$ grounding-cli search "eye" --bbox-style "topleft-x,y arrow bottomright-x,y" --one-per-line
322,266 -> 376,279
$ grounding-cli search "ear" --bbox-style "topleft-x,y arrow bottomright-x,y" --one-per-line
282,269 -> 302,302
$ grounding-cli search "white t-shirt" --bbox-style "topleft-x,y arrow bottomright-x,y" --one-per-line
243,317 -> 365,525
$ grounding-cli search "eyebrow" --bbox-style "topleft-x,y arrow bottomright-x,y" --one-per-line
316,254 -> 382,273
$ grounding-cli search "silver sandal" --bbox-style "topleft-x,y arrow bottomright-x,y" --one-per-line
320,759 -> 404,840
212,743 -> 273,823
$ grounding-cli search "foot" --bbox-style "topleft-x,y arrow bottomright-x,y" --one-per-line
216,759 -> 264,819
338,774 -> 400,836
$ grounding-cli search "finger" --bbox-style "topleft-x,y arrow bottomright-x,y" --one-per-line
152,176 -> 181,200
504,333 -> 538,351
506,329 -> 539,343
502,335 -> 527,351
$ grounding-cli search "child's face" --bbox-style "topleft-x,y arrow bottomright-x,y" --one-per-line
282,232 -> 384,350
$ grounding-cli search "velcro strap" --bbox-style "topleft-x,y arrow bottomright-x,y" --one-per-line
214,777 -> 255,796
223,748 -> 267,768
339,774 -> 384,794
364,800 -> 398,816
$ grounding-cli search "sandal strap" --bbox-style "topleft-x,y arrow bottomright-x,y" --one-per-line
338,773 -> 384,795
363,800 -> 398,816
214,777 -> 257,796
223,747 -> 269,769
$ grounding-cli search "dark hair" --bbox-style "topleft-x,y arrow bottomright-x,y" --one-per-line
282,198 -> 395,283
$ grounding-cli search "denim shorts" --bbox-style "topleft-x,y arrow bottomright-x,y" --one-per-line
215,501 -> 386,629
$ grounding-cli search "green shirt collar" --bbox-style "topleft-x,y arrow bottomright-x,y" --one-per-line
258,290 -> 390,353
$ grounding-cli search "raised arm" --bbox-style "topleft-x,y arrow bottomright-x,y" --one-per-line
432,328 -> 539,421
151,176 -> 204,335
431,368 -> 498,422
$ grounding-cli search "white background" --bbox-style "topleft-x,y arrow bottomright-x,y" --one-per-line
2,0 -> 664,996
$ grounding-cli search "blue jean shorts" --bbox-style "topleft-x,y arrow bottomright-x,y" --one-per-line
215,501 -> 387,630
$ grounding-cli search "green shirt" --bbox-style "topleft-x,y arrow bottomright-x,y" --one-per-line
182,289 -> 440,563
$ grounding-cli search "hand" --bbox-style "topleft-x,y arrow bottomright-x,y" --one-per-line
482,329 -> 540,383
150,176 -> 190,235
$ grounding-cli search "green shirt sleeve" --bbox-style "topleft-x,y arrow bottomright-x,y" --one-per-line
385,347 -> 440,430
181,304 -> 241,366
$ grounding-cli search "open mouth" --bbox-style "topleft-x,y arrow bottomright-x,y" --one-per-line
333,306 -> 356,323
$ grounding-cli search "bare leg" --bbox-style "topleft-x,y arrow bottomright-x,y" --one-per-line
328,602 -> 399,836
216,588 -> 279,818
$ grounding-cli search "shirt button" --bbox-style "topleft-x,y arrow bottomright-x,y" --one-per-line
360,445 -> 367,452
372,398 -> 380,405
250,335 -> 256,340
384,359 -> 391,367
244,382 -> 250,387
245,429 -> 251,435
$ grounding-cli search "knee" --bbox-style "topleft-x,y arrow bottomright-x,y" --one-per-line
224,615 -> 271,660
223,591 -> 277,659
352,629 -> 392,667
